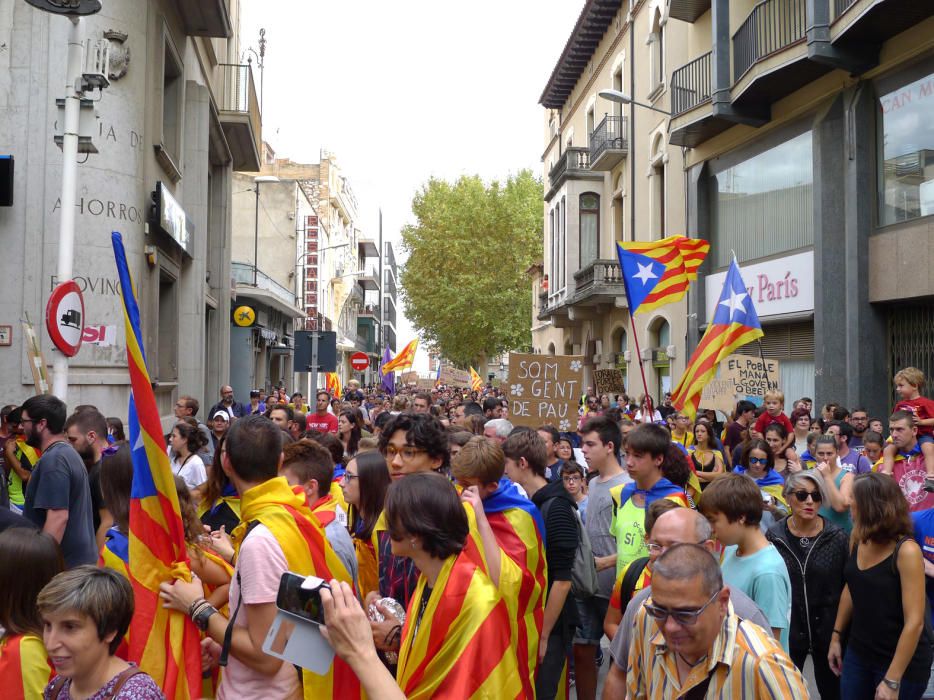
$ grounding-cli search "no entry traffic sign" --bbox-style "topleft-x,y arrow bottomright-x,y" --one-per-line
46,280 -> 85,357
350,351 -> 370,371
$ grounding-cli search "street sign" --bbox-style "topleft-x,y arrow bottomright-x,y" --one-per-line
350,351 -> 370,371
46,280 -> 85,357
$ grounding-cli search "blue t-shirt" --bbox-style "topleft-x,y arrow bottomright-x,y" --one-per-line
912,509 -> 934,627
721,543 -> 792,652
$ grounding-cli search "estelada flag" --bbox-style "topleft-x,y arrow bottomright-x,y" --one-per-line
381,338 -> 418,374
111,232 -> 202,699
616,235 -> 709,315
482,479 -> 546,699
670,258 -> 763,420
469,366 -> 483,392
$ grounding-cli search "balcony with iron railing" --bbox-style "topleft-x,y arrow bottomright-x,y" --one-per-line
733,0 -> 807,83
830,0 -> 932,59
232,262 -> 302,315
359,304 -> 380,319
570,259 -> 628,308
546,147 -> 601,201
672,52 -> 712,117
589,115 -> 628,172
219,63 -> 262,172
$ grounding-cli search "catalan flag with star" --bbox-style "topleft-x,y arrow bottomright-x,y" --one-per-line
671,258 -> 764,420
381,338 -> 419,374
616,235 -> 710,315
111,232 -> 202,699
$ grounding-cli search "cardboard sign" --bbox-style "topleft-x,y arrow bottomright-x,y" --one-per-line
697,354 -> 780,413
416,378 -> 436,390
400,371 -> 418,386
594,368 -> 626,396
439,365 -> 471,387
507,353 -> 584,430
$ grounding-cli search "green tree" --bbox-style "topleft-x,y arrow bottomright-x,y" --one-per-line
399,170 -> 543,368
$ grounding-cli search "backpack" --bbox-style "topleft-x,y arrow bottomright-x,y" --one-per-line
541,497 -> 599,598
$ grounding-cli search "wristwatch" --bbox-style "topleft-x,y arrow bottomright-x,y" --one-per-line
883,678 -> 901,691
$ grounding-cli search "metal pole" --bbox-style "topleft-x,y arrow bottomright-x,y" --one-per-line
52,17 -> 84,401
253,181 -> 259,286
311,331 -> 319,395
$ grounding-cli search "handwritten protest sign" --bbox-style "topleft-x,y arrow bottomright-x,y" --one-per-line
594,368 -> 626,396
507,353 -> 584,430
439,365 -> 471,387
416,378 -> 436,390
698,354 -> 780,412
400,371 -> 418,386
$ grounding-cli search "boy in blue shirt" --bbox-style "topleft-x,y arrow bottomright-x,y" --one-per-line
699,472 -> 792,652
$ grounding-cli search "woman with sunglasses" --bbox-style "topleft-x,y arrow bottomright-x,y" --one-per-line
734,439 -> 789,522
767,470 -> 849,700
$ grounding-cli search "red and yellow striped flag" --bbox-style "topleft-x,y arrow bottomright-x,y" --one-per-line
112,232 -> 202,699
381,338 -> 418,374
325,371 -> 342,398
617,235 -> 709,315
469,366 -> 483,392
396,548 -> 522,699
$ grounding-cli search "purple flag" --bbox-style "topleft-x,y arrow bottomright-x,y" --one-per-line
381,345 -> 395,395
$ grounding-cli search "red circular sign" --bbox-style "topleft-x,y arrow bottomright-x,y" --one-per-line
46,280 -> 86,357
350,352 -> 370,371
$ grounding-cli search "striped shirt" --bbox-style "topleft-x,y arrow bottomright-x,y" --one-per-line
626,600 -> 809,699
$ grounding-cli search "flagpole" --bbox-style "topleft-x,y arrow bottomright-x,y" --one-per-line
732,250 -> 773,392
628,311 -> 655,423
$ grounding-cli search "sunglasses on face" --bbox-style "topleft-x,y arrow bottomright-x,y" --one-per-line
791,489 -> 822,503
748,457 -> 768,466
643,588 -> 722,626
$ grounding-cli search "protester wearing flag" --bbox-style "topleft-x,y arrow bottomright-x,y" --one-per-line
382,339 -> 419,375
670,258 -> 764,420
111,232 -> 203,699
451,437 -> 546,699
159,415 -> 360,699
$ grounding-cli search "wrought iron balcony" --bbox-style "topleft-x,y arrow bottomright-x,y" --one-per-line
546,147 -> 600,201
733,0 -> 807,83
219,63 -> 261,172
672,52 -> 712,117
589,115 -> 628,172
833,0 -> 858,17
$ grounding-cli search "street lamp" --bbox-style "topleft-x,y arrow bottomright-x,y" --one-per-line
25,0 -> 103,401
598,89 -> 672,117
252,175 -> 279,286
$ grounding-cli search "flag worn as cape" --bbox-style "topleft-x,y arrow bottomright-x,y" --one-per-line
616,235 -> 709,315
231,477 -> 360,699
1,634 -> 53,700
482,479 -> 546,699
396,549 -> 522,699
670,258 -> 764,419
469,366 -> 483,392
611,477 -> 690,510
733,466 -> 788,508
112,232 -> 202,699
382,338 -> 418,374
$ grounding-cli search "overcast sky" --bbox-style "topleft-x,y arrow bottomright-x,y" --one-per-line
239,0 -> 584,373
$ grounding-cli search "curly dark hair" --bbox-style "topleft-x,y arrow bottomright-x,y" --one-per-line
661,444 -> 691,490
172,419 -> 208,456
378,412 -> 450,469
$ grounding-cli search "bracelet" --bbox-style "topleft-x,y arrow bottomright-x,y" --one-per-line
193,604 -> 218,631
832,628 -> 843,636
187,597 -> 207,618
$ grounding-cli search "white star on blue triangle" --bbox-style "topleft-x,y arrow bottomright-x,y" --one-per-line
711,260 -> 762,329
616,245 -> 669,314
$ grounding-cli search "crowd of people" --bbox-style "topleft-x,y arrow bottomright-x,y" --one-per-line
1,367 -> 934,699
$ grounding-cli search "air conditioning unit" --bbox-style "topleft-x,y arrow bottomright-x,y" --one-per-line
640,348 -> 653,361
666,344 -> 677,360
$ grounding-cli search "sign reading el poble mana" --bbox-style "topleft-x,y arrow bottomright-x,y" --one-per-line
699,354 -> 781,412
507,353 -> 584,430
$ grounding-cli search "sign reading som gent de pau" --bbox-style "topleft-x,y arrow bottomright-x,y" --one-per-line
508,353 -> 584,430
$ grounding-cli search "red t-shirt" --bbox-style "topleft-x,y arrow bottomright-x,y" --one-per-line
895,396 -> 934,437
753,411 -> 794,436
306,411 -> 338,434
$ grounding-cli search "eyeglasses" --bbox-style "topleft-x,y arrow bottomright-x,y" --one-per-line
645,538 -> 707,556
343,472 -> 359,482
643,588 -> 722,626
563,475 -> 582,483
382,446 -> 428,461
791,490 -> 822,503
747,457 -> 768,466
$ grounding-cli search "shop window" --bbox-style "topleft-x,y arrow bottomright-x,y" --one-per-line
878,67 -> 934,225
710,130 -> 813,268
580,192 -> 600,268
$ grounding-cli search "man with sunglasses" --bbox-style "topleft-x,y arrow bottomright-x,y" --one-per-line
603,508 -> 770,698
624,544 -> 807,699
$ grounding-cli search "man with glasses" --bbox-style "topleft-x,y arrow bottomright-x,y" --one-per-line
173,395 -> 214,466
848,407 -> 870,454
20,395 -> 97,567
623,544 -> 807,699
603,508 -> 771,697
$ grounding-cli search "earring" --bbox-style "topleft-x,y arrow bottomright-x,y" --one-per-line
410,539 -> 417,549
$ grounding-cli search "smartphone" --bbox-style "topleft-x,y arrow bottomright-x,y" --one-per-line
276,572 -> 330,625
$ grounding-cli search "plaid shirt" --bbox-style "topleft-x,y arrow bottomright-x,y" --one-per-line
627,600 -> 809,699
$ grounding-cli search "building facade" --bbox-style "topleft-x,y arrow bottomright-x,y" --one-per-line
383,241 -> 398,354
535,0 -> 693,402
0,0 -> 258,420
667,0 -> 934,415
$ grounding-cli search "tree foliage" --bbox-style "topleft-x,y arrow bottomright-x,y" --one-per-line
399,171 -> 543,368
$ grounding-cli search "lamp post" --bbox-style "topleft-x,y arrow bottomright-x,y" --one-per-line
252,175 -> 279,286
25,0 -> 102,401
